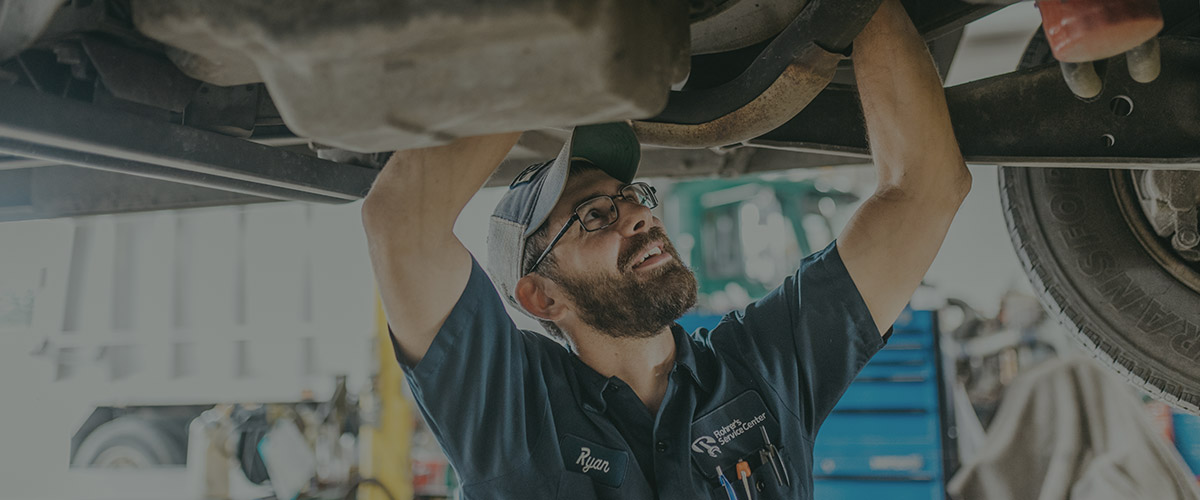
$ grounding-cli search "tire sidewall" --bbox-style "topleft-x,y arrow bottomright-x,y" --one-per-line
1001,166 -> 1200,410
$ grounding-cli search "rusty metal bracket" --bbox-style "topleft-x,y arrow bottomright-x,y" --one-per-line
632,45 -> 842,149
631,0 -> 1003,149
632,0 -> 883,148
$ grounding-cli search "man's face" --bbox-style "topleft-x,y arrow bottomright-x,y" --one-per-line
537,169 -> 698,339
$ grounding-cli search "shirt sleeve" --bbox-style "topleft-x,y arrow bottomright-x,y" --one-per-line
715,240 -> 890,440
388,256 -> 552,485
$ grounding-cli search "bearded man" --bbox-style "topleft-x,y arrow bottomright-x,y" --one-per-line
360,0 -> 971,498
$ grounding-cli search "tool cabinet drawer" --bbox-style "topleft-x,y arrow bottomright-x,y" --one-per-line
813,478 -> 941,500
835,381 -> 939,411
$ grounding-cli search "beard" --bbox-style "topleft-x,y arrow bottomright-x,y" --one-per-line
548,227 -> 699,339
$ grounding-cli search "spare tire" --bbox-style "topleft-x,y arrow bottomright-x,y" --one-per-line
1001,30 -> 1200,413
72,416 -> 187,468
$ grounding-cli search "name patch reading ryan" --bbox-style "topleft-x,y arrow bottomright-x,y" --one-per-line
689,390 -> 782,476
559,434 -> 628,488
577,447 -> 610,473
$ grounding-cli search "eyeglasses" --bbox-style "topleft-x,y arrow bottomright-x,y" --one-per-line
526,182 -> 659,274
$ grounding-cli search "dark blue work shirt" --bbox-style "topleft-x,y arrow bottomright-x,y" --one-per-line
391,242 -> 889,499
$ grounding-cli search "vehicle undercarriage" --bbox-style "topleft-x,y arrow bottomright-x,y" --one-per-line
2,0 -> 1199,412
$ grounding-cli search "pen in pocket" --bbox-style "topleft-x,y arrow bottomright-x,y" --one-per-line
716,465 -> 738,500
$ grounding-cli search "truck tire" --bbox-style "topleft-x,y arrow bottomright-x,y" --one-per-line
71,416 -> 187,468
1001,30 -> 1200,413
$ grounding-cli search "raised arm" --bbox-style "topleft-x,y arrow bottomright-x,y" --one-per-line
837,0 -> 972,334
361,132 -> 521,364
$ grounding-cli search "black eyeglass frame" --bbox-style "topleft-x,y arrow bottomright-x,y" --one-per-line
525,182 -> 658,275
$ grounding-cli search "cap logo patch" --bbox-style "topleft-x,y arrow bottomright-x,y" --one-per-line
510,160 -> 551,188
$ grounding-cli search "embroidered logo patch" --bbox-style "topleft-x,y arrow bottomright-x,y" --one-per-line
509,160 -> 552,187
689,390 -> 781,477
560,434 -> 628,488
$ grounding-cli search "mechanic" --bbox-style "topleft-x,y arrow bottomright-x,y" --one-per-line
360,0 -> 970,498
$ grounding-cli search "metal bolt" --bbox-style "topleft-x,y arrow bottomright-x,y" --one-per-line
1060,61 -> 1102,99
52,43 -> 92,80
53,45 -> 82,66
1126,38 -> 1161,84
1175,229 -> 1200,250
1102,134 -> 1116,147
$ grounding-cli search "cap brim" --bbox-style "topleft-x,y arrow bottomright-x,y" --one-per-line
569,122 -> 641,184
521,122 -> 641,238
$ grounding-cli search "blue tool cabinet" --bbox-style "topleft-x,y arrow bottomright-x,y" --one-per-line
1172,412 -> 1200,479
677,308 -> 956,499
811,308 -> 953,500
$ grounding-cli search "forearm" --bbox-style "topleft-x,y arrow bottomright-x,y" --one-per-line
853,0 -> 968,194
362,132 -> 521,247
836,0 -> 970,333
361,132 -> 520,364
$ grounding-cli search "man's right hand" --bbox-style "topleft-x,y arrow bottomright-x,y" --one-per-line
362,132 -> 521,365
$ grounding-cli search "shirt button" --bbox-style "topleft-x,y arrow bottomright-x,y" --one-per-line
655,440 -> 668,453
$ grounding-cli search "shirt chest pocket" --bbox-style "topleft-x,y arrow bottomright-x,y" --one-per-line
703,446 -> 796,500
690,391 -> 798,498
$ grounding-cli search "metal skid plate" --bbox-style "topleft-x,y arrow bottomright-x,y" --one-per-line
131,0 -> 691,153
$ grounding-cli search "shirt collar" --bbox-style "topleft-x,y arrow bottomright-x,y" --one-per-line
669,323 -> 713,392
569,354 -> 615,413
569,323 -> 714,414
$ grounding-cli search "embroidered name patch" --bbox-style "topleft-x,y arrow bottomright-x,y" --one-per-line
689,390 -> 781,477
560,434 -> 628,488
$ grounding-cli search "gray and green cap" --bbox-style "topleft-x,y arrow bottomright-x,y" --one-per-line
486,122 -> 641,316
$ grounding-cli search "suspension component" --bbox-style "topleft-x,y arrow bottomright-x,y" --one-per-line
1136,170 -> 1200,262
1038,0 -> 1163,98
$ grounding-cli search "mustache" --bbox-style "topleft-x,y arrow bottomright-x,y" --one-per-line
617,226 -> 673,270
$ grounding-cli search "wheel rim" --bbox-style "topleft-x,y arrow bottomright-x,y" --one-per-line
1111,170 -> 1200,294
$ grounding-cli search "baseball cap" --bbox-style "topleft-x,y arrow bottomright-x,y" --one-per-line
486,122 -> 641,316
